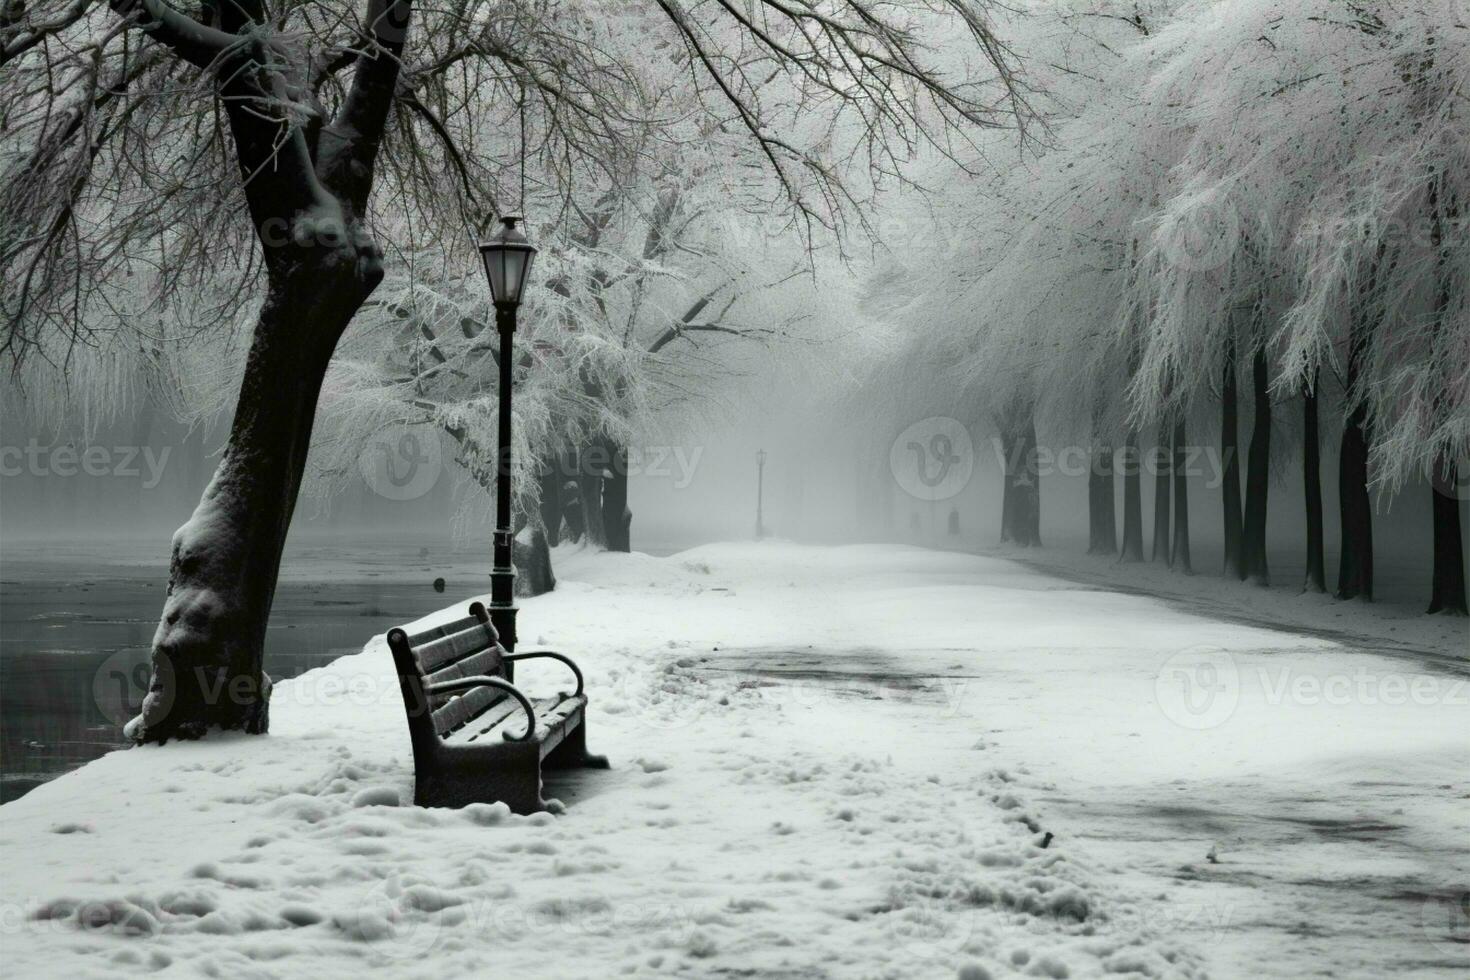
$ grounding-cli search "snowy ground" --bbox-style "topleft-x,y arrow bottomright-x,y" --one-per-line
1,542 -> 1465,979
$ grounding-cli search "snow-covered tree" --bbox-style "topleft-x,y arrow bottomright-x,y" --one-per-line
2,0 -> 1035,740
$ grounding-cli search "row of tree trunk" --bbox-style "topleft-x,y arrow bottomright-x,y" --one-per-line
535,440 -> 633,553
1074,343 -> 1466,615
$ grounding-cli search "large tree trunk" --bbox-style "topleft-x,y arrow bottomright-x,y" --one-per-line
514,523 -> 557,598
1220,341 -> 1244,580
1119,431 -> 1145,562
122,0 -> 404,742
1171,417 -> 1192,574
1427,455 -> 1467,615
601,439 -> 632,552
128,260 -> 376,743
1150,426 -> 1172,565
1302,380 -> 1327,593
1088,442 -> 1117,556
1241,348 -> 1272,586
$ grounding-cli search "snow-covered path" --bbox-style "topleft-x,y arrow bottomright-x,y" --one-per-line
2,543 -> 1464,979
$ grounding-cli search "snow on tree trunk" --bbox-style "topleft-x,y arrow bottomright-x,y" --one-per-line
1427,455 -> 1467,616
1150,427 -> 1172,566
514,524 -> 557,598
1088,442 -> 1117,556
129,255 -> 375,743
1302,382 -> 1327,594
1220,342 -> 1245,581
1171,417 -> 1192,575
1241,348 -> 1271,586
1119,431 -> 1145,563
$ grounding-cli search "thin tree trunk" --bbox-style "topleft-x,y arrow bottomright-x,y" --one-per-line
1302,380 -> 1326,593
577,452 -> 607,548
1221,341 -> 1244,580
602,439 -> 631,552
561,460 -> 586,543
1335,409 -> 1374,600
1088,442 -> 1117,556
1151,426 -> 1172,565
1022,416 -> 1041,547
1427,454 -> 1467,615
1241,348 -> 1272,586
1336,325 -> 1375,601
538,458 -> 563,547
1000,418 -> 1041,547
1119,431 -> 1145,562
1171,417 -> 1192,574
129,266 -> 372,742
999,431 -> 1016,544
1423,181 -> 1466,615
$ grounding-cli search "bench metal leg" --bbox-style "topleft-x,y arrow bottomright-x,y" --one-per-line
542,719 -> 609,771
418,745 -> 549,814
492,765 -> 547,816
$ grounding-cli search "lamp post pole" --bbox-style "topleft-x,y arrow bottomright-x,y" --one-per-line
490,301 -> 518,650
755,449 -> 767,539
478,215 -> 538,651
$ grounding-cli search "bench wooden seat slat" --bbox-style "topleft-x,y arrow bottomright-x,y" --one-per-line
387,600 -> 605,814
442,694 -> 568,745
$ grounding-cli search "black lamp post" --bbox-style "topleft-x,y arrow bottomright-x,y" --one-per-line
755,448 -> 768,539
478,216 -> 538,650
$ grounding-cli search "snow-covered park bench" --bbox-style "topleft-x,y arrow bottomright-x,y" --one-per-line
387,601 -> 606,814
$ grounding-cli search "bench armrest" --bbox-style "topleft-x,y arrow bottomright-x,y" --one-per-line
502,651 -> 584,697
424,676 -> 535,741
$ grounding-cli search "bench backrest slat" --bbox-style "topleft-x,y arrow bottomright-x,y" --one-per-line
404,612 -> 483,648
414,623 -> 500,674
424,648 -> 504,689
389,602 -> 511,743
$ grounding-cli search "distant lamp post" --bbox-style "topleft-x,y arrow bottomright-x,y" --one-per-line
478,215 -> 538,650
755,449 -> 768,539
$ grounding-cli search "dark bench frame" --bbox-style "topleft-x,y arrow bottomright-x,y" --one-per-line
387,601 -> 606,813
